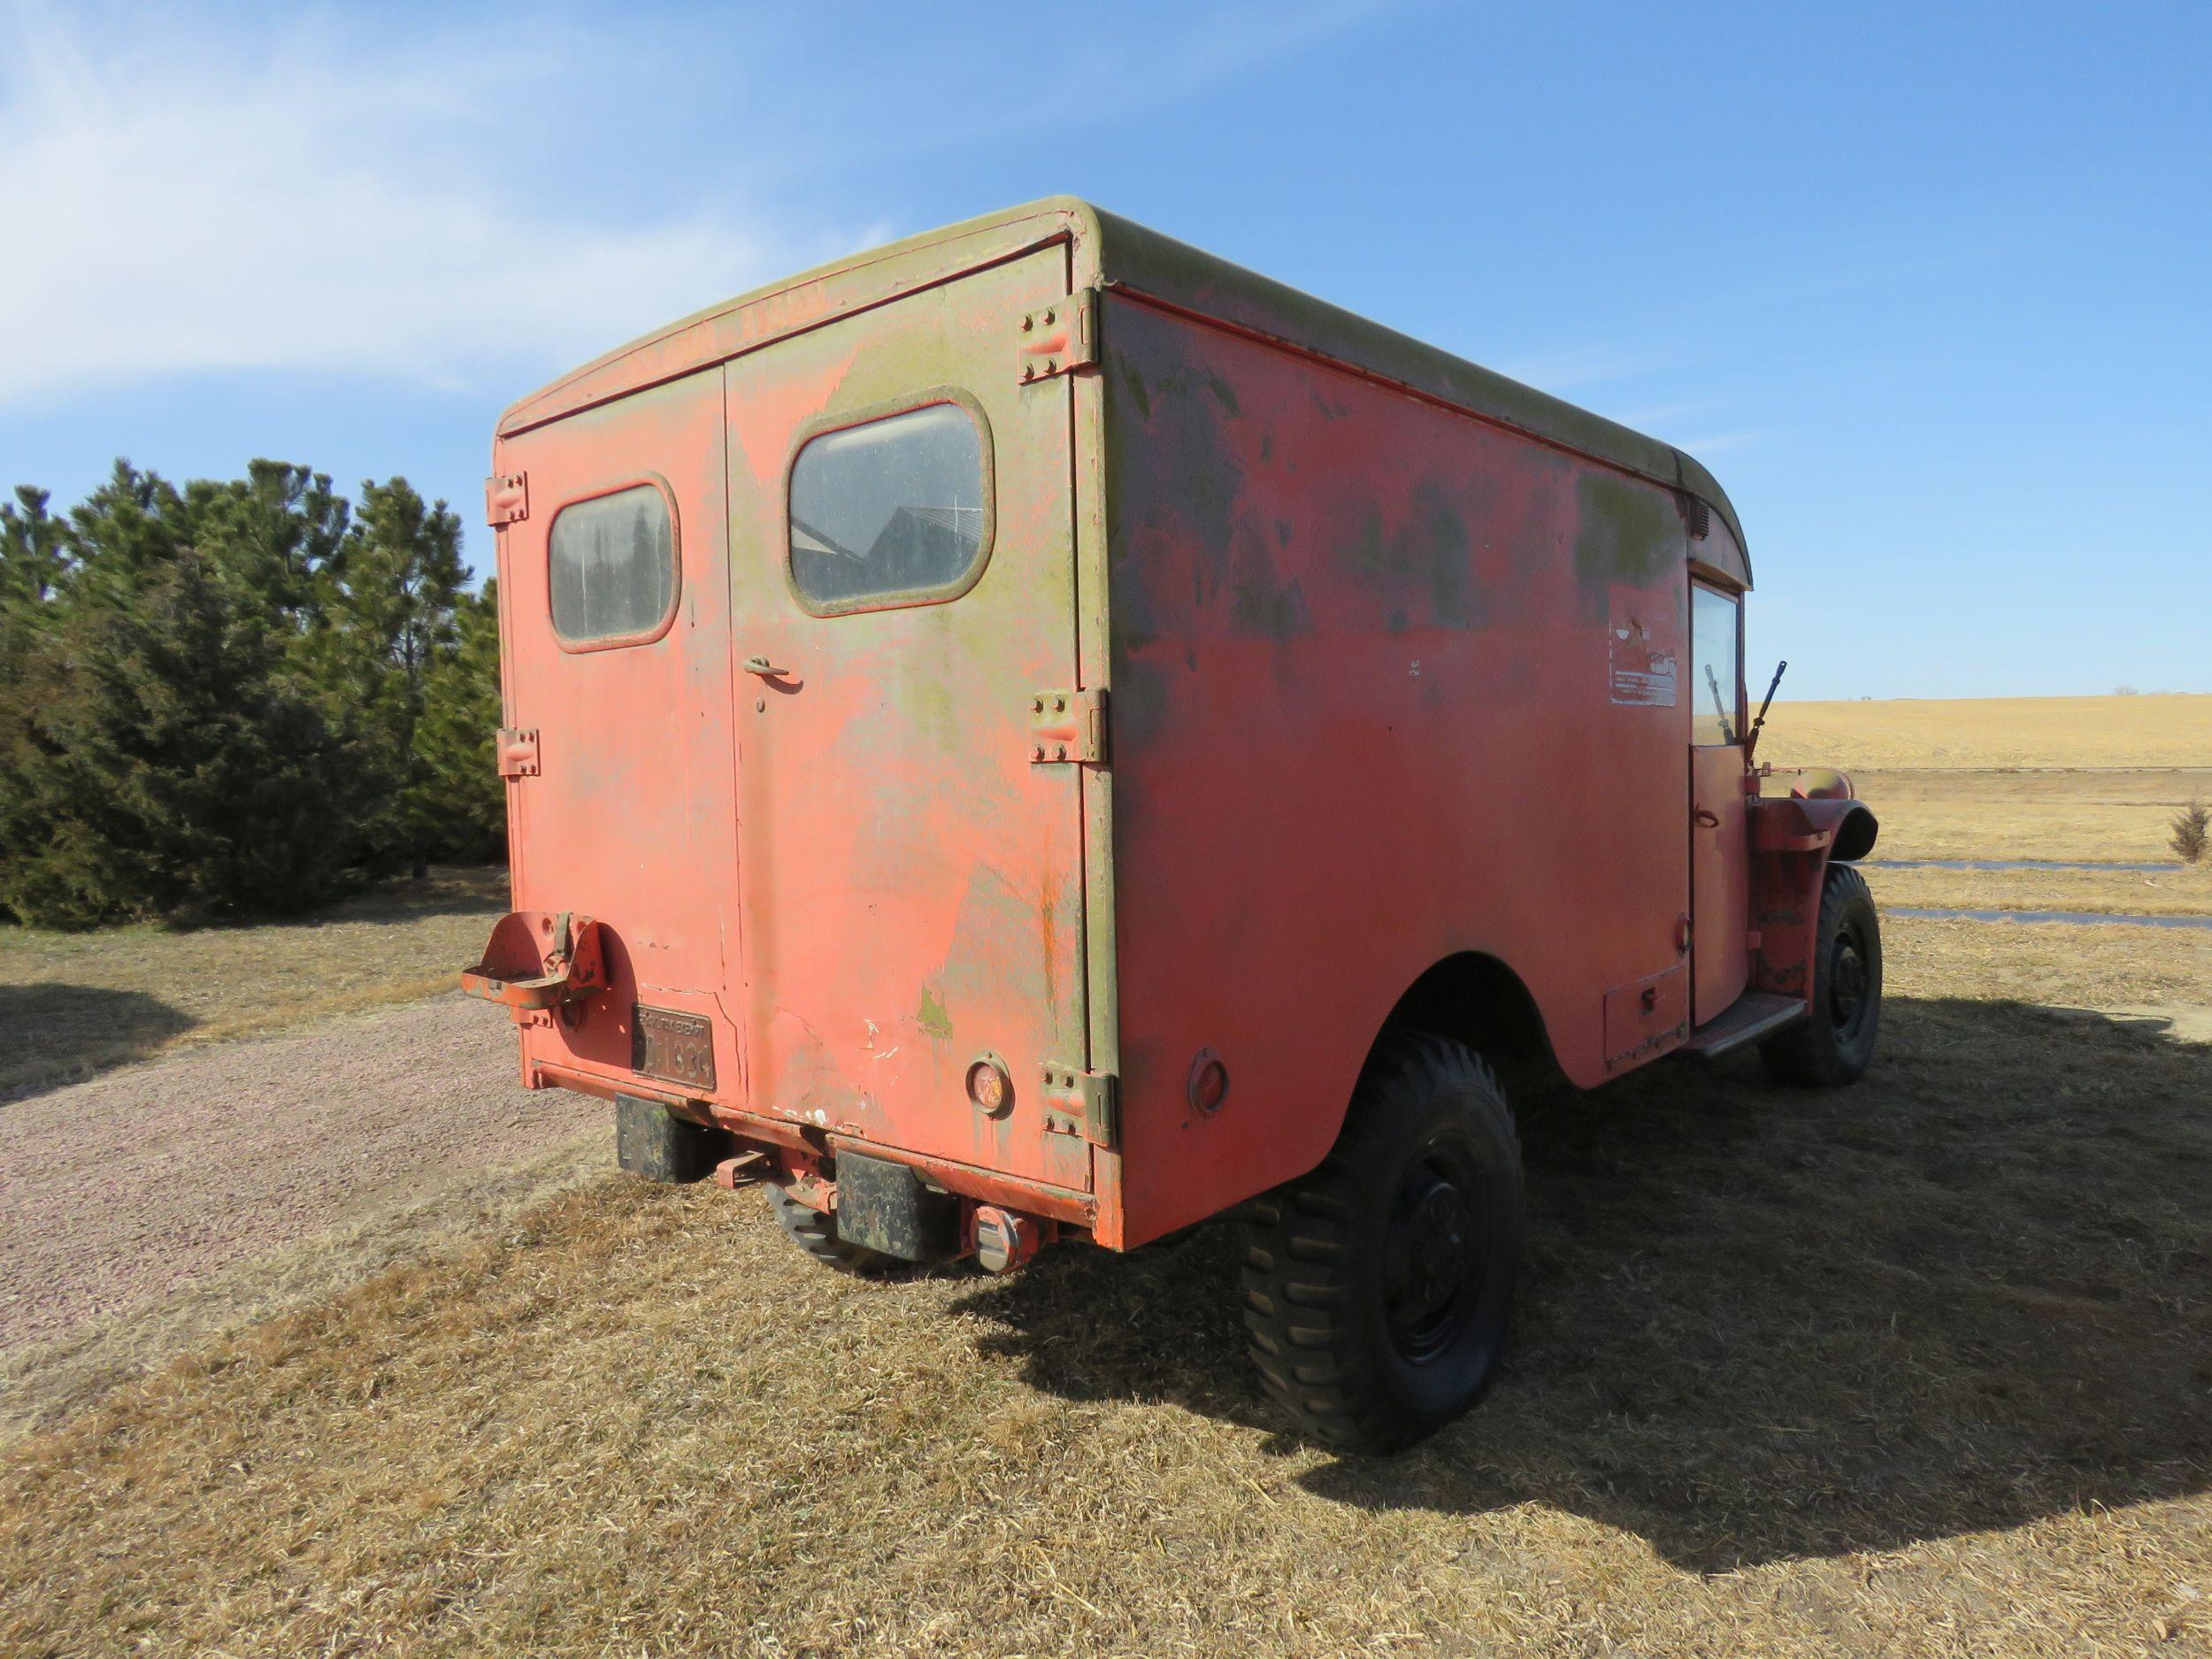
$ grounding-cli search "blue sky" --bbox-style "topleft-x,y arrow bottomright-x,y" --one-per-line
3,0 -> 2205,698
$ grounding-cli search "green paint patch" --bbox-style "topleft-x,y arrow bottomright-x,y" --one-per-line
916,985 -> 953,1041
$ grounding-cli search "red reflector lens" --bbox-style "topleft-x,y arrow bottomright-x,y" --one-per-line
966,1056 -> 1010,1116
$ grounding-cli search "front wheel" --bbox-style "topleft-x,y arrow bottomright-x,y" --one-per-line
1760,862 -> 1883,1087
1240,1030 -> 1523,1454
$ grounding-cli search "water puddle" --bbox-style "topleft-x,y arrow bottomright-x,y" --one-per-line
1889,907 -> 2212,932
1870,858 -> 2182,872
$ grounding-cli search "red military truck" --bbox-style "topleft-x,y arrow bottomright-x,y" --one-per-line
464,197 -> 1881,1451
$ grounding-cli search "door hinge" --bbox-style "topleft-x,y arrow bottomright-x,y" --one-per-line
497,726 -> 540,778
1016,288 -> 1098,383
485,472 -> 529,527
1041,1063 -> 1117,1148
1030,687 -> 1107,765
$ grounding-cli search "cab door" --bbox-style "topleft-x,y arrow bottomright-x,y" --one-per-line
1689,580 -> 1750,1024
722,247 -> 1092,1193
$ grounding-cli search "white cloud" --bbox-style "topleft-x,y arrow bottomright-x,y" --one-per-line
0,4 -> 828,406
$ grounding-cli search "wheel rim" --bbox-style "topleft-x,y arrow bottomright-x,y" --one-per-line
1382,1139 -> 1486,1363
1828,922 -> 1873,1043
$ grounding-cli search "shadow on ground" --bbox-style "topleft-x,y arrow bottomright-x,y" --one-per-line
280,865 -> 510,928
0,984 -> 197,1104
955,997 -> 2212,1571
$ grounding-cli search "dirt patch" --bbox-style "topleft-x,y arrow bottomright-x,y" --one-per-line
0,994 -> 603,1436
0,865 -> 509,1100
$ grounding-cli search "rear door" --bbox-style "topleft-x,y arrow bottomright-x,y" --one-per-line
723,247 -> 1092,1193
1689,579 -> 1750,1023
494,369 -> 741,1092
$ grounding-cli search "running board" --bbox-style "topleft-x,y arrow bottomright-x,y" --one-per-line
1680,992 -> 1806,1059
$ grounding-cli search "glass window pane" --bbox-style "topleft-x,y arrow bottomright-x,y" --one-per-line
789,402 -> 988,609
1691,585 -> 1741,746
549,485 -> 676,644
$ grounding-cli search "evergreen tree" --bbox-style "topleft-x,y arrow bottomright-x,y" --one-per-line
1,486 -> 69,608
0,459 -> 503,927
308,479 -> 467,874
188,461 -> 350,633
0,548 -> 366,926
59,462 -> 194,609
411,579 -> 508,863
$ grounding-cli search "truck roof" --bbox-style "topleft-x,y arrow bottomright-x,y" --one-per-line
497,196 -> 1749,576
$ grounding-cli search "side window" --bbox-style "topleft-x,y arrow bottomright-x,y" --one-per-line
1691,583 -> 1741,746
549,483 -> 678,648
788,398 -> 991,613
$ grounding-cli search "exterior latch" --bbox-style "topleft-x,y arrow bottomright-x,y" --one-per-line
485,472 -> 529,527
1029,687 -> 1107,764
1016,288 -> 1098,383
496,726 -> 541,778
1041,1063 -> 1117,1148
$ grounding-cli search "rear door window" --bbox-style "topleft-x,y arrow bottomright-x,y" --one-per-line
549,482 -> 678,648
787,397 -> 991,612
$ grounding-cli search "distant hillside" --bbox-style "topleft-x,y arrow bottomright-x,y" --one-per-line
1759,695 -> 2212,771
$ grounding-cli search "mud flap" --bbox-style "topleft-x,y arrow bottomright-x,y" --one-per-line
615,1095 -> 728,1183
834,1152 -> 961,1262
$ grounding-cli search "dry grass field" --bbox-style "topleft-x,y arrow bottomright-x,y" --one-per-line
1761,693 -> 2212,772
1762,692 -> 2211,866
2,918 -> 2207,1658
0,866 -> 507,1100
2,696 -> 2208,1657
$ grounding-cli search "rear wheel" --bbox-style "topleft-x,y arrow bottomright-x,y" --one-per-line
1760,862 -> 1883,1087
766,1186 -> 897,1276
1240,1030 -> 1523,1454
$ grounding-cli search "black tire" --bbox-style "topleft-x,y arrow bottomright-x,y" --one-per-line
1240,1030 -> 1523,1454
1760,862 -> 1883,1087
766,1186 -> 897,1276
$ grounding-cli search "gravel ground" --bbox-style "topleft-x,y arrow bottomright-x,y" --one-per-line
0,994 -> 603,1356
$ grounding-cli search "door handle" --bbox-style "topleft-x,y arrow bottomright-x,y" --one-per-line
1694,806 -> 1721,828
744,656 -> 794,680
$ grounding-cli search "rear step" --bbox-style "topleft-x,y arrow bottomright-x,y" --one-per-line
1679,992 -> 1806,1059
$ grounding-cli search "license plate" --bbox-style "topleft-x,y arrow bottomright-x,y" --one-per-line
633,1006 -> 716,1090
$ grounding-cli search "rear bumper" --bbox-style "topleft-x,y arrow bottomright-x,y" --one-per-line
530,1060 -> 1098,1233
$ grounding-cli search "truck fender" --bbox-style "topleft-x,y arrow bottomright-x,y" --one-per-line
1371,950 -> 1560,1102
1747,795 -> 1880,1006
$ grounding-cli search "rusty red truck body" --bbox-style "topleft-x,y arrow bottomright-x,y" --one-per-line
466,198 -> 1882,1449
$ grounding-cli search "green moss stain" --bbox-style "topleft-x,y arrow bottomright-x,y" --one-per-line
1575,472 -> 1677,599
916,984 -> 953,1040
1205,371 -> 1240,415
1342,481 -> 1477,632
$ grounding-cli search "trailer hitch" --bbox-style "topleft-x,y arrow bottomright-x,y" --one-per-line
460,910 -> 609,1019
